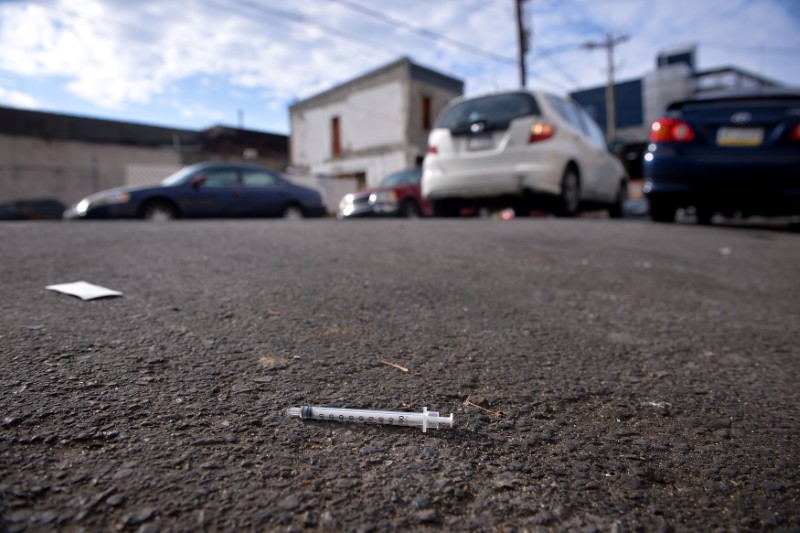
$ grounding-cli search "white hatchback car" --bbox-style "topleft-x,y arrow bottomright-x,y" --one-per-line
422,90 -> 628,217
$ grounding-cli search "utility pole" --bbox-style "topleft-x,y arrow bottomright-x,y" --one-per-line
582,33 -> 629,145
515,0 -> 529,88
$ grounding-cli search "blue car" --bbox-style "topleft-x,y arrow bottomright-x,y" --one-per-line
65,162 -> 327,220
643,88 -> 800,224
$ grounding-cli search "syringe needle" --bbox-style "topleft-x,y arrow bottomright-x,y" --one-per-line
287,406 -> 454,433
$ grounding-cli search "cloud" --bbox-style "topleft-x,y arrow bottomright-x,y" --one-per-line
0,0 -> 797,125
0,87 -> 40,109
176,102 -> 226,123
0,0 -> 519,108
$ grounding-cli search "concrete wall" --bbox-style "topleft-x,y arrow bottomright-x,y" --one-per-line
125,164 -> 183,187
290,62 -> 462,197
0,134 -> 181,205
290,79 -> 408,188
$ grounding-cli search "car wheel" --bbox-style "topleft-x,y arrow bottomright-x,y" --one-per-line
513,206 -> 531,217
555,167 -> 580,217
649,200 -> 676,223
399,200 -> 421,218
608,180 -> 628,219
431,199 -> 461,217
141,200 -> 178,221
282,205 -> 304,220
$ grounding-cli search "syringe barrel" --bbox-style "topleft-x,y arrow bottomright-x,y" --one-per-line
299,406 -> 424,426
288,406 -> 454,432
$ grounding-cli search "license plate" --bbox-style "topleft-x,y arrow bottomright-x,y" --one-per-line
716,127 -> 763,147
467,135 -> 493,151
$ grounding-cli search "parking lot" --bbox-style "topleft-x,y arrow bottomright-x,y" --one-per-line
1,218 -> 799,531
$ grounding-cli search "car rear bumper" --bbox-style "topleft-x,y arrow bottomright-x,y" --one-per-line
644,156 -> 800,215
422,164 -> 561,200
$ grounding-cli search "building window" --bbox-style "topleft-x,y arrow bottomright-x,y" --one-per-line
331,116 -> 342,157
421,95 -> 432,130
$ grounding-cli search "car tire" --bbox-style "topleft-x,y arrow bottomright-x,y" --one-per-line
431,199 -> 461,217
608,180 -> 628,219
141,200 -> 178,221
399,200 -> 422,218
282,204 -> 304,220
649,200 -> 676,223
555,167 -> 580,217
513,206 -> 531,217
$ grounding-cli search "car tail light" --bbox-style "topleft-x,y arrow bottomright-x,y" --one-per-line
650,118 -> 695,142
791,123 -> 800,142
427,145 -> 438,154
529,121 -> 555,143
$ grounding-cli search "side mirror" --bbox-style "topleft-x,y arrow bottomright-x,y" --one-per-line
190,174 -> 207,188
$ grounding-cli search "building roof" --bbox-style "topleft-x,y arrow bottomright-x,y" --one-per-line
0,106 -> 287,149
290,57 -> 464,111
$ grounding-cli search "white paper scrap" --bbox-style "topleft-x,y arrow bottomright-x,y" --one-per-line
45,281 -> 123,300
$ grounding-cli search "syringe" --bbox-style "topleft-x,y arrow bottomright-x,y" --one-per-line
287,405 -> 454,433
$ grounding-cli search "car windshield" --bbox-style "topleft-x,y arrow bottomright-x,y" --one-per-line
381,169 -> 421,187
160,166 -> 201,187
436,92 -> 541,135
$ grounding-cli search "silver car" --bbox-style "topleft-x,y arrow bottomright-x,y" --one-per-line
422,90 -> 629,217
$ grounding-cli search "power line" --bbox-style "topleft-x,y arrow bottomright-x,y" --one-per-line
530,40 -> 581,87
219,0 -> 406,58
522,2 -> 580,91
521,44 -> 574,92
529,42 -> 581,59
458,0 -> 515,17
525,71 -> 570,93
322,0 -> 517,65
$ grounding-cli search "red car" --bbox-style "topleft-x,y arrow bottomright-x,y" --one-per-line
337,168 -> 431,218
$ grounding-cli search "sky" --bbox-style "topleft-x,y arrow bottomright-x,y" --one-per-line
1,0 -> 799,135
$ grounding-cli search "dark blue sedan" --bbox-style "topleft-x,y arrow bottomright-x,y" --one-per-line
64,162 -> 327,220
643,88 -> 800,224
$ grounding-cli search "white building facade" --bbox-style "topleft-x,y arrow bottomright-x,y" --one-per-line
289,58 -> 463,191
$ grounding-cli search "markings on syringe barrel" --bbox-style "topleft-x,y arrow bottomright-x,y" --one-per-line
318,415 -> 402,424
307,409 -> 406,425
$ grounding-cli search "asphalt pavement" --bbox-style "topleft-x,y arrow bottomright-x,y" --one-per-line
1,218 -> 799,531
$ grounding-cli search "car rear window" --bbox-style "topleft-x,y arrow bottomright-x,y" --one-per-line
436,92 -> 541,135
